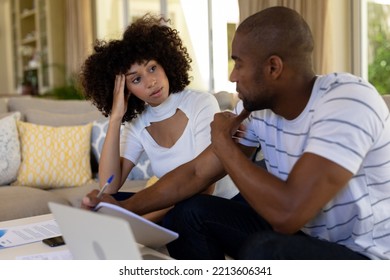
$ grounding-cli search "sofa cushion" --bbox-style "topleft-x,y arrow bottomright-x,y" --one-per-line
49,179 -> 147,207
0,186 -> 70,222
49,180 -> 101,208
0,111 -> 20,119
24,109 -> 103,126
214,91 -> 239,111
0,98 -> 7,114
7,96 -> 99,115
0,113 -> 21,185
14,121 -> 93,189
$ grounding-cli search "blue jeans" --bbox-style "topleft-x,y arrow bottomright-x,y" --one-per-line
111,192 -> 135,201
162,194 -> 369,260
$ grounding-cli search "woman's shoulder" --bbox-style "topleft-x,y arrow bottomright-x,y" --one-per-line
178,89 -> 219,107
123,113 -> 145,133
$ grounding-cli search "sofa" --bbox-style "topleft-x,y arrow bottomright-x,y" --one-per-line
0,92 -> 238,222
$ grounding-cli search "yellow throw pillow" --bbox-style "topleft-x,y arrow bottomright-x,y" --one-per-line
145,175 -> 159,188
15,121 -> 93,189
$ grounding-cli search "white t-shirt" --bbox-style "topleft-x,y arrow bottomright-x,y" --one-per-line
238,73 -> 390,259
121,89 -> 239,199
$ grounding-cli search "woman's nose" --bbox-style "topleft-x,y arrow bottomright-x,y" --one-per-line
148,78 -> 157,88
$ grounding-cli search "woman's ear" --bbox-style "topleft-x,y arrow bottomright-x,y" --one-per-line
267,55 -> 283,79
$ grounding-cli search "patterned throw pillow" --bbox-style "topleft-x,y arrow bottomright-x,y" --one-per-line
91,119 -> 153,180
0,113 -> 21,185
14,121 -> 93,188
128,151 -> 153,180
91,119 -> 109,164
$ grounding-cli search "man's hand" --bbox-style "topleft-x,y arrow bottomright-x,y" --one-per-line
210,109 -> 250,155
81,190 -> 121,210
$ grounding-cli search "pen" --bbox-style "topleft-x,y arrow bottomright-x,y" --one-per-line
97,174 -> 114,199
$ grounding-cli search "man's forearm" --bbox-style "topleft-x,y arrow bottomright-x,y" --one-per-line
120,162 -> 211,215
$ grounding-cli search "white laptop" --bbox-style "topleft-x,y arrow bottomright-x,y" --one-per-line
48,202 -> 174,260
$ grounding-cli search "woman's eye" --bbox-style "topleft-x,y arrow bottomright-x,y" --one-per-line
149,65 -> 157,72
129,77 -> 140,84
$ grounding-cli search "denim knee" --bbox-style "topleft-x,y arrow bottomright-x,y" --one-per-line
162,194 -> 212,231
238,231 -> 282,259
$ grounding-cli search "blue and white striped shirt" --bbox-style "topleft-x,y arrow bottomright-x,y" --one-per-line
238,73 -> 390,259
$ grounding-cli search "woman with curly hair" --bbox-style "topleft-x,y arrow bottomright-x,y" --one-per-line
81,15 -> 240,222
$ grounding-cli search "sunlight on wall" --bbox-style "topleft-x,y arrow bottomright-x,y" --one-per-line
181,0 -> 239,92
180,0 -> 210,91
211,0 -> 239,93
95,0 -> 123,40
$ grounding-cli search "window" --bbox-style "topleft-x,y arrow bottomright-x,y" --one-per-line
366,0 -> 390,94
360,0 -> 390,94
94,0 -> 239,93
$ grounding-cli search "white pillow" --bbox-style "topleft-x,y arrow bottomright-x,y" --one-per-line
0,113 -> 21,185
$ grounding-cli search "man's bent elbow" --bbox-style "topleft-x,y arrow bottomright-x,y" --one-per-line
270,213 -> 305,235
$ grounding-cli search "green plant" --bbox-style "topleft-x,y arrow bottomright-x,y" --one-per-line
368,42 -> 390,95
46,75 -> 85,100
367,2 -> 390,95
42,63 -> 85,100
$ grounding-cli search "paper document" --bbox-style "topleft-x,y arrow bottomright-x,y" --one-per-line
94,202 -> 178,248
0,219 -> 61,248
16,249 -> 73,260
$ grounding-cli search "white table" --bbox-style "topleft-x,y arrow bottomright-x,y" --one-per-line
0,214 -> 172,260
0,214 -> 69,259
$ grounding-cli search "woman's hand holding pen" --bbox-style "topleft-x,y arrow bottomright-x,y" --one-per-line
81,190 -> 121,210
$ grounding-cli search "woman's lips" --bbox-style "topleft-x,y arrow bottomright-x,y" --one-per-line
150,87 -> 163,97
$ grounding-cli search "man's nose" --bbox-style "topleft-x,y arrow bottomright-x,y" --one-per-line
229,69 -> 236,82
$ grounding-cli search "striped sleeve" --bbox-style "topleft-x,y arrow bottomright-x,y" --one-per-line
304,82 -> 388,174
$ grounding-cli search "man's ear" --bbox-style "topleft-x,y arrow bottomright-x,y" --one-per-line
267,55 -> 283,79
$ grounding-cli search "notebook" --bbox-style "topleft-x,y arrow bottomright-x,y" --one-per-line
93,202 -> 178,248
48,202 -> 173,260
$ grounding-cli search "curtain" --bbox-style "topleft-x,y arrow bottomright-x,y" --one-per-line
65,0 -> 94,79
237,0 -> 331,74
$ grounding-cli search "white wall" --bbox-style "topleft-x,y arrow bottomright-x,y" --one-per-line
211,0 -> 239,93
95,0 -> 123,40
179,0 -> 210,91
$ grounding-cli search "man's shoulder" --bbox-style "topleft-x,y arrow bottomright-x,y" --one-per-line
316,72 -> 375,93
313,73 -> 389,123
314,72 -> 384,108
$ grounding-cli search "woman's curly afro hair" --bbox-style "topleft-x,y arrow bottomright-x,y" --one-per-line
80,14 -> 192,122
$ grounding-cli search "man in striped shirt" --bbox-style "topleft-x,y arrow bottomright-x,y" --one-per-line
84,6 -> 390,259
